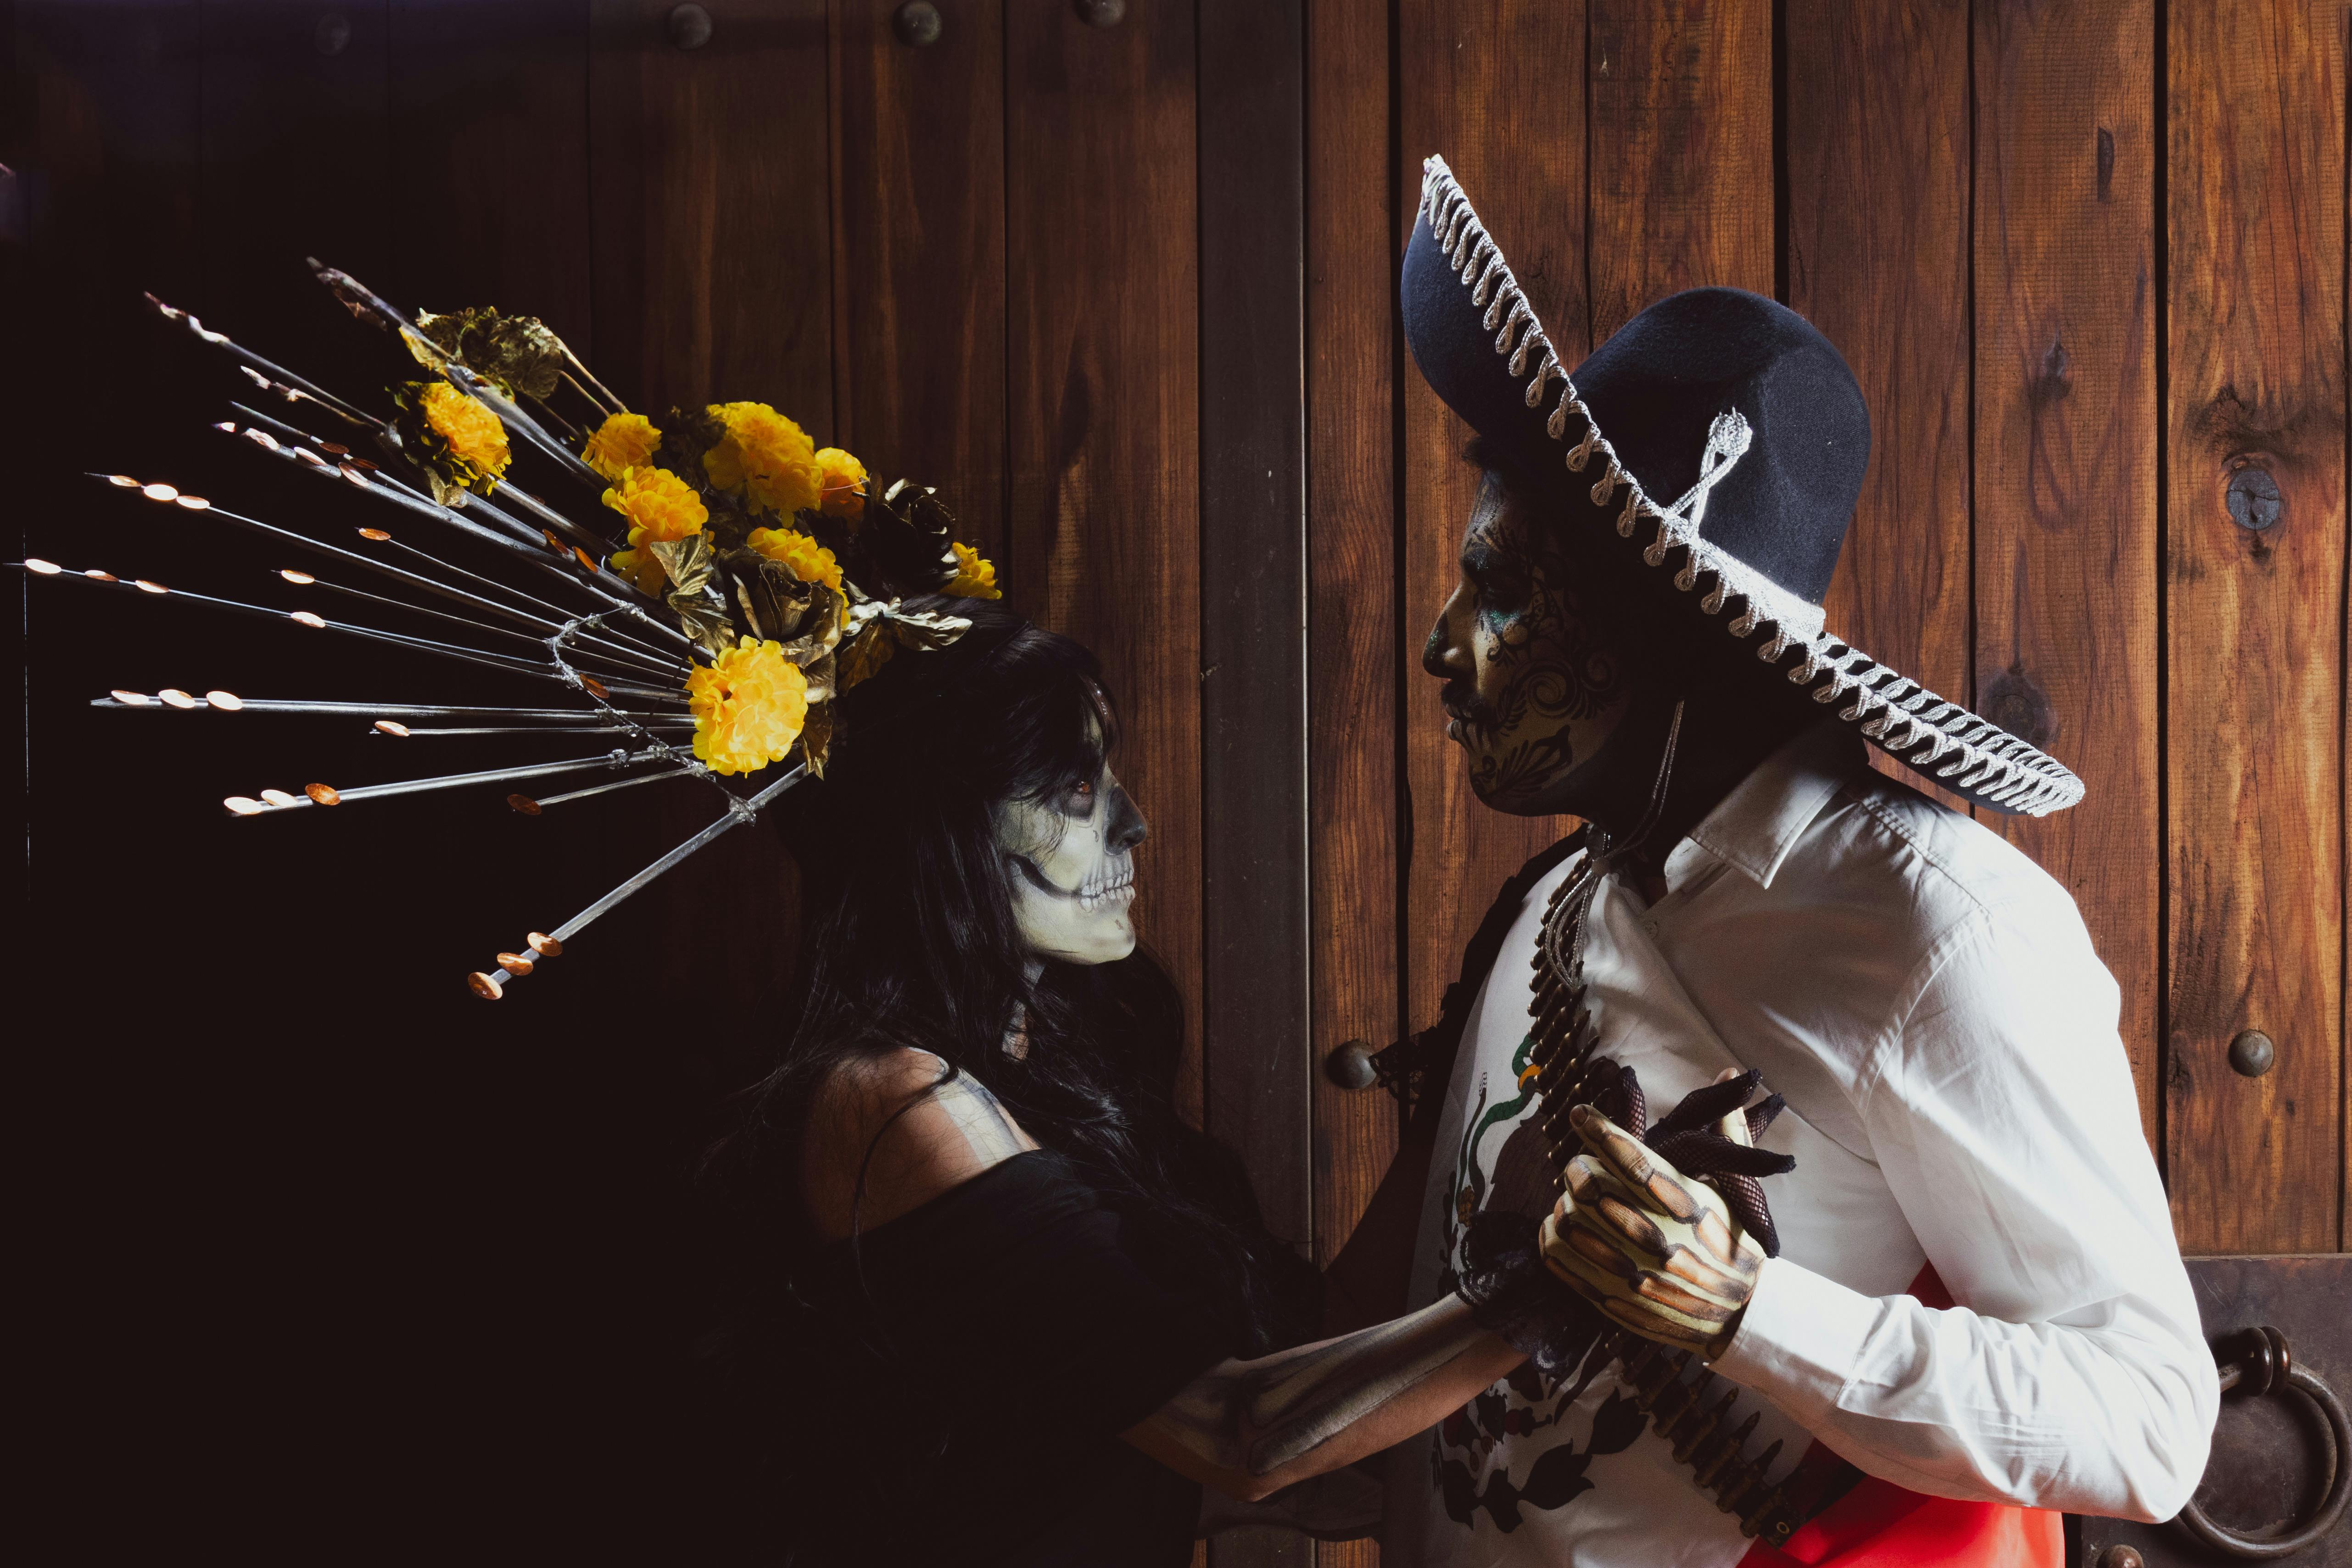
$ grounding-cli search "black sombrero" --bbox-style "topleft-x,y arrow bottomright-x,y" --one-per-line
1402,156 -> 2082,817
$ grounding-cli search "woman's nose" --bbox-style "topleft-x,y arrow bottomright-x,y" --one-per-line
1106,785 -> 1148,852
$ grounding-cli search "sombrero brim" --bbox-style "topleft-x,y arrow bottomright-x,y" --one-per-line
1407,157 -> 2083,817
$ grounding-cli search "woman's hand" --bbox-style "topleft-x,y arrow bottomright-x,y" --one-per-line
1537,1102 -> 1763,1356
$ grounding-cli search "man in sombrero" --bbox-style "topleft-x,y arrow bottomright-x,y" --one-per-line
1338,157 -> 2218,1567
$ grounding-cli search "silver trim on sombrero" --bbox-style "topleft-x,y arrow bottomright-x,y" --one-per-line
1417,156 -> 2084,816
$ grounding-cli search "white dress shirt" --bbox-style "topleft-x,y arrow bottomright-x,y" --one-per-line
1380,720 -> 2217,1568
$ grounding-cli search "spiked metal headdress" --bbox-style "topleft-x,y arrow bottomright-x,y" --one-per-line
1402,156 -> 2082,816
20,262 -> 1007,999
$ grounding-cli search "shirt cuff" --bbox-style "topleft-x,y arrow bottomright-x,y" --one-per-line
1711,1255 -> 1886,1426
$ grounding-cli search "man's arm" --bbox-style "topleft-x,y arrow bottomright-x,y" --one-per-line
1712,910 -> 2220,1523
1126,1296 -> 1522,1502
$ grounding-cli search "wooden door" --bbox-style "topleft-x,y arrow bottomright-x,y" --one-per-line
9,1 -> 2345,1560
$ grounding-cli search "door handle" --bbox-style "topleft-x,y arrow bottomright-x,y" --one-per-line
2174,1326 -> 2351,1559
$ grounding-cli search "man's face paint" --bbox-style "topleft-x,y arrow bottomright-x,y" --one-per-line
1423,469 -> 1635,814
995,759 -> 1148,965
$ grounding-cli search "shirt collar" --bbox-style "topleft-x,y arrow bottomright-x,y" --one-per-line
1678,717 -> 1868,890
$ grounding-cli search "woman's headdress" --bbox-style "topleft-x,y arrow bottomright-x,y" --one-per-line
19,262 -> 1006,999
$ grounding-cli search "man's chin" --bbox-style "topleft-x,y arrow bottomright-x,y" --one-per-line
1456,746 -> 1560,817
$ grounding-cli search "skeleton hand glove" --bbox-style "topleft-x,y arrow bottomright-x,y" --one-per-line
1538,1073 -> 1794,1358
1453,1208 -> 1606,1378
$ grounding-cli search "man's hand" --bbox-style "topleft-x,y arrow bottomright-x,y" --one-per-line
1538,1101 -> 1763,1356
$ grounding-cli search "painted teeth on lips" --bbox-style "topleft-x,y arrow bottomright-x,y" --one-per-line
1078,857 -> 1137,911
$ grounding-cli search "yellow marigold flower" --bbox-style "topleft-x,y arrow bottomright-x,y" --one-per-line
421,381 -> 511,483
601,466 -> 707,594
582,411 -> 662,481
704,401 -> 821,517
814,446 -> 867,519
944,541 -> 1002,600
746,525 -> 844,594
687,636 -> 809,777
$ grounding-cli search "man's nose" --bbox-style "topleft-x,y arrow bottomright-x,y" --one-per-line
1423,590 -> 1469,679
1106,785 -> 1149,852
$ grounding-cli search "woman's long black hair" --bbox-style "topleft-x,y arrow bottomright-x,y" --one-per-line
696,602 -> 1311,1455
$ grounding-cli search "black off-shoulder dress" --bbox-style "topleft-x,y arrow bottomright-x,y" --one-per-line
773,1148 -> 1246,1566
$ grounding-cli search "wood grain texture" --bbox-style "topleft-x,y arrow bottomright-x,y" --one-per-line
2164,0 -> 2345,1253
1397,0 -> 1587,1086
832,0 -> 1007,558
1587,0 -> 1772,340
1304,7 -> 1395,1562
388,0 -> 594,358
1004,0 -> 1204,1123
1972,0 -> 2162,1142
1782,0 -> 1972,813
199,0 -> 391,343
587,0 -> 833,1077
1200,0 -> 1312,1295
1305,0 -> 1398,1296
588,0 -> 832,423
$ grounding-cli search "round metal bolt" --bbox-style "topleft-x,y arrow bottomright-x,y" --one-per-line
2092,1547 -> 2144,1568
2228,1028 -> 2275,1078
1325,1039 -> 1378,1091
1075,0 -> 1127,26
315,11 -> 350,56
894,1 -> 944,45
2226,466 -> 2282,531
668,3 -> 714,50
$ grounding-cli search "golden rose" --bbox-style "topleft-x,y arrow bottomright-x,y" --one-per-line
420,381 -> 511,484
815,446 -> 868,519
703,401 -> 821,517
687,636 -> 810,776
944,541 -> 1002,601
836,625 -> 897,690
581,411 -> 662,481
601,466 -> 708,594
746,525 -> 844,594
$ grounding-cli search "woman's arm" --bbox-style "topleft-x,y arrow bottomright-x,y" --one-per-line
809,1048 -> 1523,1503
801,1047 -> 1038,1239
1124,1297 -> 1521,1502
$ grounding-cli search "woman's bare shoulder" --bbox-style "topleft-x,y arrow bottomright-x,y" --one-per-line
800,1046 -> 1041,1241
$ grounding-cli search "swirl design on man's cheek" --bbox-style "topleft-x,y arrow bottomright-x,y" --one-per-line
1462,536 -> 1630,806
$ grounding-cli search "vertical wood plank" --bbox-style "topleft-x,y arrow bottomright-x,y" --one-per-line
388,0 -> 594,358
588,0 -> 832,422
199,0 -> 392,336
1200,3 -> 1307,1561
587,0 -> 834,1102
1397,0 -> 1587,1083
832,0 -> 1007,558
1200,0 -> 1310,1280
1972,0 -> 2162,1140
1305,0 -> 1397,1341
1305,2 -> 1394,1558
1004,0 -> 1204,1121
11,4 -> 213,1526
1586,0 -> 1773,340
2165,0 -> 2345,1253
1782,0 -> 1973,814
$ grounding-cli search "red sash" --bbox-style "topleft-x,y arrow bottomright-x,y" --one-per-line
1735,1267 -> 2064,1568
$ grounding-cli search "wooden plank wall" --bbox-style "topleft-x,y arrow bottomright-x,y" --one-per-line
9,0 -> 2348,1552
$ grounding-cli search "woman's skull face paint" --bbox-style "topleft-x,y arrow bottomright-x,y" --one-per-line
995,759 -> 1147,965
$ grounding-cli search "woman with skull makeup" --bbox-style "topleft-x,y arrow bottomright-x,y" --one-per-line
693,602 -> 1591,1567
